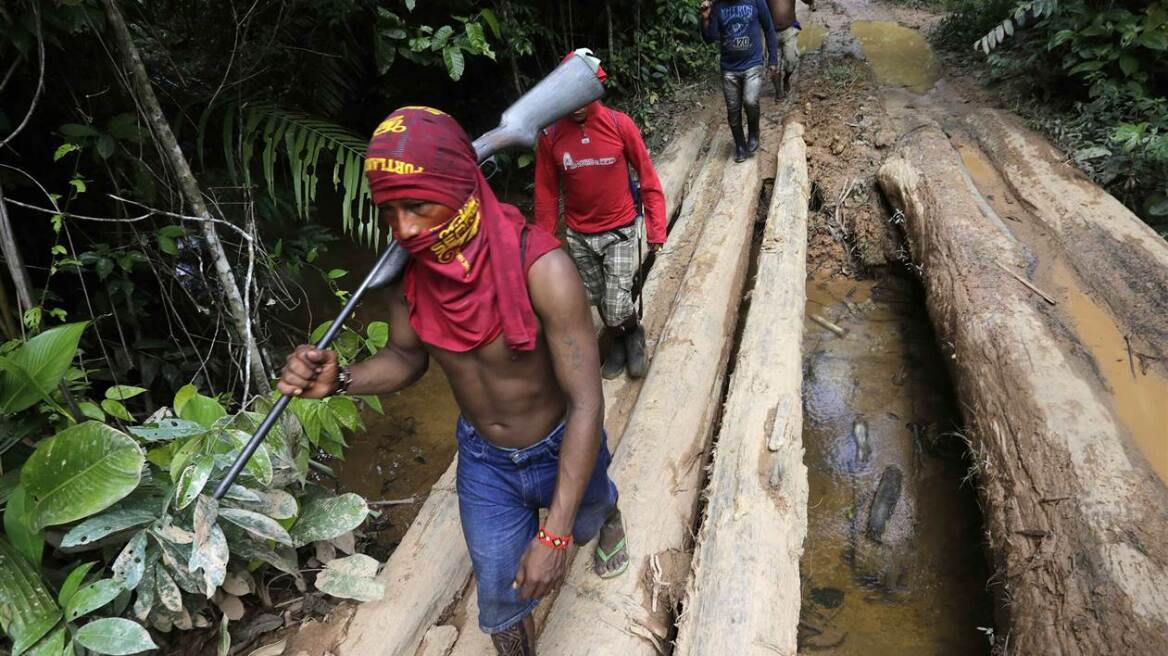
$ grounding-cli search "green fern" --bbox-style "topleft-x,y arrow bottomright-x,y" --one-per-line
222,103 -> 381,247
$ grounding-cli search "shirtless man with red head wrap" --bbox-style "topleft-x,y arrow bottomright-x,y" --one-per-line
277,107 -> 628,655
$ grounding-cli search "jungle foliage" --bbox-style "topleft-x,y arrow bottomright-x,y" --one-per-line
0,1 -> 715,652
936,0 -> 1168,234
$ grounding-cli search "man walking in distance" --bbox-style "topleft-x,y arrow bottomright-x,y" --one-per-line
700,0 -> 779,162
767,0 -> 804,97
535,53 -> 667,380
278,107 -> 629,655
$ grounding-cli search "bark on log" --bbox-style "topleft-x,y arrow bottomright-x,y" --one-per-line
333,125 -> 716,656
673,122 -> 809,656
963,108 -> 1168,369
877,124 -> 1168,656
101,0 -> 270,395
441,129 -> 731,656
537,135 -> 763,655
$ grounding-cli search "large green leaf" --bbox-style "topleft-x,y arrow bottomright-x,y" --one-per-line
290,493 -> 368,547
189,496 -> 227,596
74,618 -> 157,655
60,508 -> 156,548
218,508 -> 292,545
314,553 -> 384,602
176,389 -> 227,429
64,579 -> 122,622
128,418 -> 206,443
21,422 -> 144,530
3,487 -> 44,566
57,562 -> 97,608
0,537 -> 62,655
175,455 -> 214,510
111,531 -> 148,590
0,322 -> 87,414
24,624 -> 67,656
230,487 -> 297,520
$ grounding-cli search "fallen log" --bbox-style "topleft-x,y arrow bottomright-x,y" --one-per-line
333,122 -> 716,656
877,124 -> 1168,655
673,122 -> 810,656
963,109 -> 1168,368
443,129 -> 732,656
537,133 -> 764,655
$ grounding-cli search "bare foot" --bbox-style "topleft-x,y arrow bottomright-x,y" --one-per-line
593,508 -> 629,578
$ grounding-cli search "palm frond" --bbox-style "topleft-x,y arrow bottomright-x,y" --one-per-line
224,102 -> 381,247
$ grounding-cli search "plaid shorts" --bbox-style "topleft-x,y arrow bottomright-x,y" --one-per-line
565,221 -> 640,327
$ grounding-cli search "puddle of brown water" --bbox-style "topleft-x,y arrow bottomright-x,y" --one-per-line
955,142 -> 1168,483
1044,259 -> 1168,482
850,21 -> 940,94
799,24 -> 829,52
800,275 -> 992,655
331,360 -> 460,556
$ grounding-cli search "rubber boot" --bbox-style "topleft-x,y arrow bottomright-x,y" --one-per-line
601,328 -> 626,380
746,104 -> 761,154
625,323 -> 648,379
730,124 -> 748,163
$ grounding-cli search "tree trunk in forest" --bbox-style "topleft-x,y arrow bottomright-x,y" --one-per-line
333,122 -> 717,656
0,181 -> 84,421
877,124 -> 1168,655
500,1 -> 524,97
100,0 -> 271,396
673,122 -> 809,656
606,0 -> 614,63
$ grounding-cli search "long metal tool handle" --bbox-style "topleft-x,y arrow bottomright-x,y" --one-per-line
213,52 -> 605,499
212,244 -> 409,499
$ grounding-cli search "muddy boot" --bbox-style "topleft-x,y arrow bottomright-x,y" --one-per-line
601,329 -> 626,380
624,323 -> 648,379
730,124 -> 748,163
745,104 -> 761,154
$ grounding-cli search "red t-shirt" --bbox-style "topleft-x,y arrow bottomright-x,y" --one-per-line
534,102 -> 667,244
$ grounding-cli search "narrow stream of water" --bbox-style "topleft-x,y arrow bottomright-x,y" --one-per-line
798,273 -> 993,654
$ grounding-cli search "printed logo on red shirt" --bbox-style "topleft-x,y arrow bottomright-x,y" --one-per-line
561,151 -> 617,171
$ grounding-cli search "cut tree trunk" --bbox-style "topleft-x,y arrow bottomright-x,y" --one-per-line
673,121 -> 809,656
877,124 -> 1168,655
101,0 -> 270,396
963,108 -> 1168,370
439,127 -> 727,656
537,136 -> 763,655
332,125 -> 716,656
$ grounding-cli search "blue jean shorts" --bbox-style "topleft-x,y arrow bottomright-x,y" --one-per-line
455,416 -> 619,633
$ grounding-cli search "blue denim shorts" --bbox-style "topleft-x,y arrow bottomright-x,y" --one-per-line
455,416 -> 619,633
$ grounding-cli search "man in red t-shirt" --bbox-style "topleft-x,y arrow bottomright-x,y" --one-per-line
535,53 -> 667,380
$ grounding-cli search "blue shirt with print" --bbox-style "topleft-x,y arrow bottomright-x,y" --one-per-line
701,0 -> 778,72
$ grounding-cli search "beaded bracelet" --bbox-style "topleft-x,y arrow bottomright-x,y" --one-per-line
537,527 -> 573,551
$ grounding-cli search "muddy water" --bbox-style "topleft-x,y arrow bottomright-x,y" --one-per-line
956,142 -> 1168,483
334,365 -> 460,555
799,275 -> 992,654
850,21 -> 940,94
798,24 -> 829,52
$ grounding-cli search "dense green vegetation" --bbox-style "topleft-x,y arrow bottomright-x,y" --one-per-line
0,1 -> 713,653
935,0 -> 1168,235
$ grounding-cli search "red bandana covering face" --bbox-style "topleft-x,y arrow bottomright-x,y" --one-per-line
365,106 -> 560,352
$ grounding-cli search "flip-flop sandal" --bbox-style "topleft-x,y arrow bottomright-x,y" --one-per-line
595,536 -> 629,580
